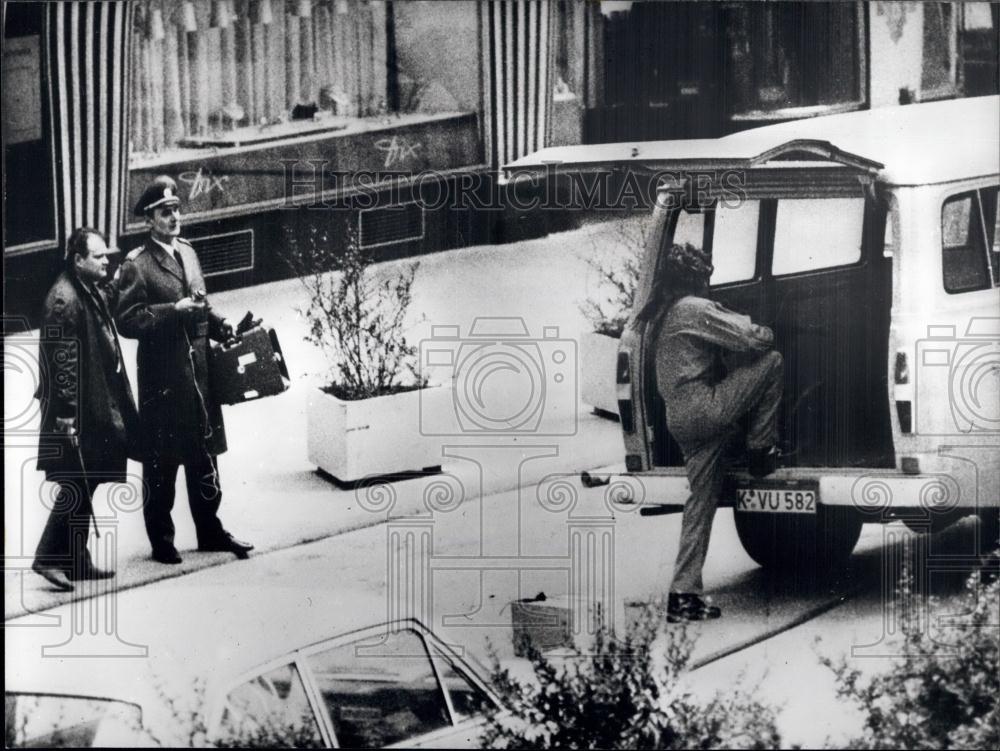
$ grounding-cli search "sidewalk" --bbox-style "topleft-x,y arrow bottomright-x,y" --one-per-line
5,219 -> 639,619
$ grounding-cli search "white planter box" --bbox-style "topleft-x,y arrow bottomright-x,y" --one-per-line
580,331 -> 620,417
307,385 -> 452,483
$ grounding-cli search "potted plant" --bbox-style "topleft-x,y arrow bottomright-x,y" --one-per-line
287,220 -> 449,483
578,214 -> 647,417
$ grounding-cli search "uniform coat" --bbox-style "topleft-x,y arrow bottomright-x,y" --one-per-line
36,271 -> 139,481
115,237 -> 228,461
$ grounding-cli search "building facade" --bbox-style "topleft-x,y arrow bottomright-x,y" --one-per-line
4,1 -> 998,326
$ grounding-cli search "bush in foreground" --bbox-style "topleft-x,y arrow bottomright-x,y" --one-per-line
480,602 -> 782,750
820,552 -> 1000,750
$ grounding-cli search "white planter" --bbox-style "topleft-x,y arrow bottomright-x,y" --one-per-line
580,331 -> 620,417
307,385 -> 452,483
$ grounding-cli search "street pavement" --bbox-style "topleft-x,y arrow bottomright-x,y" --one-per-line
5,219 -> 637,619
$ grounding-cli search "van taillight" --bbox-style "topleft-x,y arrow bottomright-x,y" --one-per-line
894,352 -> 909,384
616,352 -> 630,384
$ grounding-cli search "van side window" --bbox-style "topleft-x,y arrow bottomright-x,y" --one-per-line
980,187 -> 999,284
772,197 -> 864,275
941,191 -> 991,293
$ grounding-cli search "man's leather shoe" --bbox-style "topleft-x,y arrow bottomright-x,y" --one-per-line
68,563 -> 116,581
667,592 -> 722,623
152,548 -> 183,565
32,562 -> 74,592
198,533 -> 253,560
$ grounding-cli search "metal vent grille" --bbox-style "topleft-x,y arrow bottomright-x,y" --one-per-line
358,203 -> 425,249
189,230 -> 254,277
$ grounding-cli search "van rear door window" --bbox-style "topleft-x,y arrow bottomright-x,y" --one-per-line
670,202 -> 759,286
710,201 -> 760,285
941,191 -> 992,293
772,197 -> 864,275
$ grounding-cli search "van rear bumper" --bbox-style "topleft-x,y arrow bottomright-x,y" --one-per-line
585,464 -> 998,512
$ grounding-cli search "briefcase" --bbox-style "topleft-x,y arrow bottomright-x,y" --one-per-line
209,327 -> 290,405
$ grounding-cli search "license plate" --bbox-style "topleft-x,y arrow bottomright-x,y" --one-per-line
735,482 -> 817,514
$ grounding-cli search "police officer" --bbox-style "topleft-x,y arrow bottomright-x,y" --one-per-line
116,176 -> 253,564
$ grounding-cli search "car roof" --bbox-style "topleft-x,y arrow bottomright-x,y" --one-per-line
5,567 -> 420,713
505,95 -> 1000,187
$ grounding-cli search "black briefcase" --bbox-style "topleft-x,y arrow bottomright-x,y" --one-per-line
209,327 -> 290,405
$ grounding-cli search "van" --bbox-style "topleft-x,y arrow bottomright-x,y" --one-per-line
507,96 -> 999,571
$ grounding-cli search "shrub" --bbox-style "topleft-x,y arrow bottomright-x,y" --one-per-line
285,219 -> 425,401
820,552 -> 1000,750
480,601 -> 782,750
578,214 -> 648,338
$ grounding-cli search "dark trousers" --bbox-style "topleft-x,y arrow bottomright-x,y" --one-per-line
34,478 -> 95,572
142,454 -> 227,553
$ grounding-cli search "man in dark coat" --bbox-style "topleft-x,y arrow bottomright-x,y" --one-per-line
116,176 -> 253,564
33,228 -> 139,591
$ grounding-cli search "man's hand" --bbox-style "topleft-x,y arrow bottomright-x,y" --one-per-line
219,319 -> 236,343
174,296 -> 207,315
55,417 -> 79,448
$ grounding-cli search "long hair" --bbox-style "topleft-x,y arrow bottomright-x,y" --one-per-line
635,242 -> 713,323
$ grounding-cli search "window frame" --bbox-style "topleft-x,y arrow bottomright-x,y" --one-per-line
770,196 -> 868,278
725,1 -> 868,123
4,691 -> 145,748
940,187 -> 997,295
208,621 -> 500,749
665,192 -> 873,286
919,2 -> 961,102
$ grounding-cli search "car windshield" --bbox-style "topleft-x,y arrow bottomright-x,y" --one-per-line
5,693 -> 143,748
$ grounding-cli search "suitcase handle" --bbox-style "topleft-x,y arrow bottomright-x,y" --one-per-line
269,328 -> 290,381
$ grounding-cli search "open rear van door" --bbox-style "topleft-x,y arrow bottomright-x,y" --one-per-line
506,138 -> 884,479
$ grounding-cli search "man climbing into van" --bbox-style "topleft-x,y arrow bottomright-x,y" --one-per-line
639,243 -> 784,622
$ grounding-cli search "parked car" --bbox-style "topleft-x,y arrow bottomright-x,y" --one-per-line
5,569 -> 501,748
508,95 -> 999,571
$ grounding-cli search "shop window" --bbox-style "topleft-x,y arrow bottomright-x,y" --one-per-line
725,2 -> 864,119
960,2 -> 999,96
921,2 -> 958,99
130,0 -> 391,160
772,198 -> 864,276
941,191 -> 992,294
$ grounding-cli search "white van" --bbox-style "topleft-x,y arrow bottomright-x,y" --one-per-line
508,96 -> 999,570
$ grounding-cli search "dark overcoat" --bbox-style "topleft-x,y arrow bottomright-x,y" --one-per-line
115,237 -> 228,460
36,271 -> 139,481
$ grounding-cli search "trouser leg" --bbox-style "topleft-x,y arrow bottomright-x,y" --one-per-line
143,459 -> 180,553
184,454 -> 226,547
670,436 -> 728,595
716,351 -> 784,450
35,479 -> 94,570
